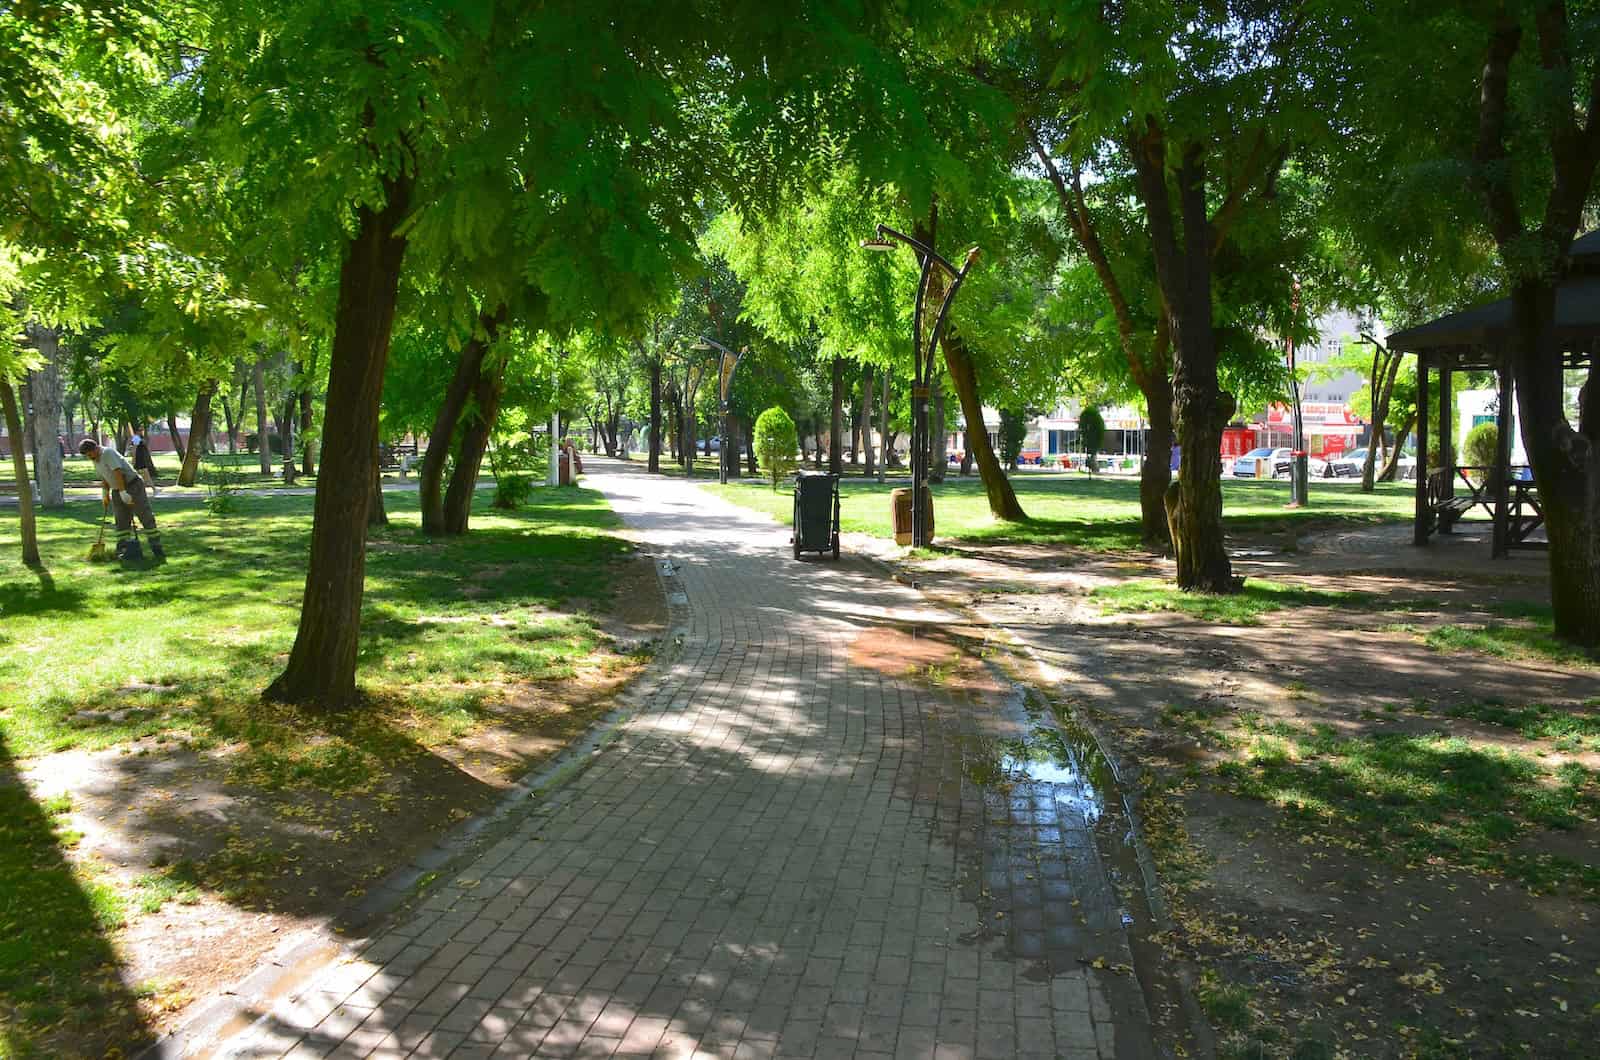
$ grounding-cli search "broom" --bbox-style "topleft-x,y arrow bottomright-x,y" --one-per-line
87,505 -> 111,563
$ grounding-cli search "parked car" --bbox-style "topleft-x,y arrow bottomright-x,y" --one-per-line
1232,446 -> 1286,477
1325,447 -> 1368,477
1327,447 -> 1419,480
1276,453 -> 1328,479
1233,446 -> 1327,479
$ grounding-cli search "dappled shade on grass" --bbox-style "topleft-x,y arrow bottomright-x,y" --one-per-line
1420,620 -> 1600,668
1089,578 -> 1364,624
0,487 -> 629,760
1217,717 -> 1600,898
0,733 -> 148,1057
701,473 -> 1415,550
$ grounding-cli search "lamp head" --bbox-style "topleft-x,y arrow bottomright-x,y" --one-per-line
859,239 -> 896,252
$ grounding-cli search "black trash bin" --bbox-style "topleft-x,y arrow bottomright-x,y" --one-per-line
792,472 -> 840,560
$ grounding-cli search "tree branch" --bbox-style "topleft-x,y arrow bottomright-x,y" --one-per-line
1027,127 -> 1150,387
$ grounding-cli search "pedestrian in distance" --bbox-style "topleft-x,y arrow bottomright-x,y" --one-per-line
130,428 -> 159,488
79,438 -> 166,562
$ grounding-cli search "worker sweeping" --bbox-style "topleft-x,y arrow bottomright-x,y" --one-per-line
79,438 -> 166,562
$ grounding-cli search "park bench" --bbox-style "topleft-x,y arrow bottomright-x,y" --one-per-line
379,441 -> 419,475
1428,466 -> 1492,533
0,478 -> 39,503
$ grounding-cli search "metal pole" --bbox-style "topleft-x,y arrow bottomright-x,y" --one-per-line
719,399 -> 729,485
1287,278 -> 1309,507
862,227 -> 979,549
548,410 -> 560,487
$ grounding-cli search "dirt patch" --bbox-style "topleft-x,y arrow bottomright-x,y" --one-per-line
893,528 -> 1600,1058
849,622 -> 1009,705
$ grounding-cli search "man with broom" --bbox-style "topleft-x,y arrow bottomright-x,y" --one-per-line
79,438 -> 165,562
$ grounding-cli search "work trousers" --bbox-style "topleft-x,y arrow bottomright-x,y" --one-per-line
112,477 -> 162,549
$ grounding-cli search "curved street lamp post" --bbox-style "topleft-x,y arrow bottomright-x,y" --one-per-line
692,336 -> 747,485
861,224 -> 979,547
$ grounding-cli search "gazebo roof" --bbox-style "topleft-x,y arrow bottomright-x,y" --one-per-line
1386,231 -> 1600,363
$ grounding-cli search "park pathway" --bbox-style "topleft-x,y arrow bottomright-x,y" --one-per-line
215,457 -> 1154,1059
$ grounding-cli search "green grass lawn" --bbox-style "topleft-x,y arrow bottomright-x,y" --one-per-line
0,485 -> 632,1055
1215,714 -> 1600,898
698,472 -> 1417,550
0,488 -> 627,758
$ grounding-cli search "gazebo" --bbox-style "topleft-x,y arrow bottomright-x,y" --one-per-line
1386,230 -> 1599,557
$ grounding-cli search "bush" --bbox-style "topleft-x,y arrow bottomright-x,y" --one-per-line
752,407 -> 799,491
203,463 -> 242,515
999,408 -> 1027,469
1079,406 -> 1105,474
493,473 -> 535,509
1464,421 -> 1499,479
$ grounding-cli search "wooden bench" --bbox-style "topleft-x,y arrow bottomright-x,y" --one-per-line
0,478 -> 40,503
1425,468 -> 1479,533
379,441 -> 420,475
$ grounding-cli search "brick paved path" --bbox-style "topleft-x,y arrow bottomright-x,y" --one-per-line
219,459 -> 1154,1059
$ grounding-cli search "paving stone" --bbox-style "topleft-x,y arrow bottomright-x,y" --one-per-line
203,460 -> 1152,1059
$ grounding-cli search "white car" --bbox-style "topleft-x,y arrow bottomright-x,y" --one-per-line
1232,446 -> 1285,477
1232,446 -> 1327,479
1327,447 -> 1417,480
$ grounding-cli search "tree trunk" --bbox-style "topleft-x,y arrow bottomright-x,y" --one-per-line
1377,413 -> 1414,483
443,365 -> 505,535
1,377 -> 40,565
25,324 -> 65,507
829,357 -> 844,476
939,326 -> 1026,521
648,358 -> 662,473
929,376 -> 947,484
299,379 -> 316,476
178,379 -> 218,487
265,168 -> 413,710
1133,133 -> 1236,592
1362,345 -> 1403,492
276,394 -> 298,484
368,449 -> 388,527
1508,280 -> 1600,648
746,416 -> 758,474
220,393 -> 238,455
1140,374 -> 1176,550
166,410 -> 184,461
878,369 -> 890,481
254,357 -> 271,475
850,382 -> 862,467
861,366 -> 875,478
227,363 -> 247,454
420,323 -> 496,534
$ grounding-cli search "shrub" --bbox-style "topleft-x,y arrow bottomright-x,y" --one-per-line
1079,406 -> 1105,473
753,407 -> 799,491
999,408 -> 1027,469
493,473 -> 535,509
203,463 -> 242,515
1464,422 -> 1499,480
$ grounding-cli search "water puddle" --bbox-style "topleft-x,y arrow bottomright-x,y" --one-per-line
958,704 -> 1111,828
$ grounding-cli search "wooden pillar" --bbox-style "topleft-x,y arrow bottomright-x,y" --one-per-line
1439,360 -> 1454,489
1492,358 -> 1513,558
1437,358 -> 1455,533
1414,354 -> 1429,546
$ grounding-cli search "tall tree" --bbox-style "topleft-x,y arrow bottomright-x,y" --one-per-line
1467,5 -> 1600,647
25,324 -> 66,507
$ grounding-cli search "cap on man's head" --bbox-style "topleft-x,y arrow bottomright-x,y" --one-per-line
78,438 -> 98,456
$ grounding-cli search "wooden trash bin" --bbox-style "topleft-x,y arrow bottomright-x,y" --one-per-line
891,488 -> 934,546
